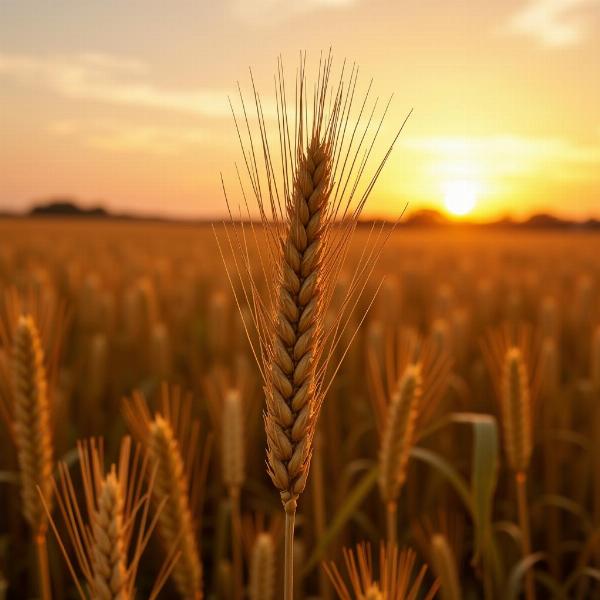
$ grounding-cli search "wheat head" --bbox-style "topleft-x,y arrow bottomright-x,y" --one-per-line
222,389 -> 245,493
219,56 -> 411,516
501,347 -> 532,474
149,415 -> 203,598
91,468 -> 129,599
41,437 -> 177,600
266,135 -> 331,512
378,363 -> 422,505
123,387 -> 204,599
12,314 -> 53,533
249,532 -> 276,600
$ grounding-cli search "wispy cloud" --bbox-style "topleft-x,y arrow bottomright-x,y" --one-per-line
505,0 -> 598,47
48,119 -> 208,155
230,0 -> 357,24
0,52 -> 237,118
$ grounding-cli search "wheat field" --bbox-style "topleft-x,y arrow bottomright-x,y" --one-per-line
1,217 -> 599,599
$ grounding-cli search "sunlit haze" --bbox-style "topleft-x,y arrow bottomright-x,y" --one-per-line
1,1 -> 599,221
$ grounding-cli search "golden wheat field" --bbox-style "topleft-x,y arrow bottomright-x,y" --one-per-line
1,217 -> 599,599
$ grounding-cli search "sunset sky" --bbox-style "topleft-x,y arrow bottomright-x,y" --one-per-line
1,1 -> 599,221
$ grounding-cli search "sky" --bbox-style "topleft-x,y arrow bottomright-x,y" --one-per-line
0,0 -> 599,221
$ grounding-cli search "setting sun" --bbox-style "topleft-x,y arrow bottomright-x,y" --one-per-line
443,179 -> 478,217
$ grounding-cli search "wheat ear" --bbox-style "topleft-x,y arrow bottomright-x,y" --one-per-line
40,437 -> 178,600
149,416 -> 203,598
12,315 -> 54,532
91,469 -> 128,599
249,533 -> 276,600
12,315 -> 54,600
378,363 -> 422,544
221,389 -> 245,600
266,134 -> 331,511
482,326 -> 537,600
506,351 -> 537,596
123,386 -> 206,600
270,134 -> 331,600
368,330 -> 452,544
501,347 -> 533,474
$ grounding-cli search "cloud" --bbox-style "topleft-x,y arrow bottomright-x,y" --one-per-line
403,134 -> 600,181
48,118 -> 208,155
505,0 -> 598,47
230,0 -> 357,24
0,52 -> 239,118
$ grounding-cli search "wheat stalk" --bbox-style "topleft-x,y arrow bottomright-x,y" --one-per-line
482,324 -> 539,600
12,315 -> 54,533
221,388 -> 245,600
266,111 -> 342,600
206,369 -> 251,600
40,436 -> 177,600
0,291 -> 66,600
539,336 -> 560,577
368,329 -> 451,544
378,363 -> 421,543
501,347 -> 533,474
218,53 -> 411,600
208,368 -> 255,599
12,315 -> 54,600
242,515 -> 281,600
222,389 -> 245,491
249,533 -> 276,600
91,469 -> 128,599
123,386 -> 206,599
482,325 -> 539,475
149,416 -> 203,598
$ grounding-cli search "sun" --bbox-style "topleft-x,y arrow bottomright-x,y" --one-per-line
443,180 -> 478,217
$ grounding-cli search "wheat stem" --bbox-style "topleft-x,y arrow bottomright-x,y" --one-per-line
311,434 -> 331,600
284,502 -> 296,600
516,472 -> 535,600
11,315 -> 54,599
386,502 -> 398,547
230,487 -> 243,600
35,532 -> 52,600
